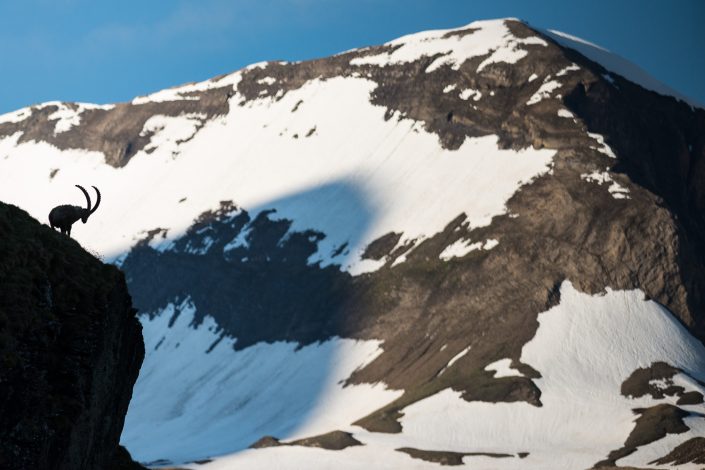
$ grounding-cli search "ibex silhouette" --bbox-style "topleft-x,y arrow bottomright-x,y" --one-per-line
49,185 -> 101,236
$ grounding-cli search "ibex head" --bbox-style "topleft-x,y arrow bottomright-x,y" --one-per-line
76,184 -> 101,223
49,185 -> 101,237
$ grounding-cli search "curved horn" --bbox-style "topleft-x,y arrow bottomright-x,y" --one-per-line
90,186 -> 101,215
75,184 -> 91,212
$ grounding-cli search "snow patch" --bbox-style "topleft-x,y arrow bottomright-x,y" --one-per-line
49,105 -> 83,134
348,257 -> 387,276
439,238 -> 498,260
258,77 -> 277,85
581,171 -> 630,199
442,84 -> 457,93
132,71 -> 242,104
0,107 -> 32,124
439,346 -> 471,375
557,108 -> 575,118
483,238 -> 498,250
485,358 -> 523,378
526,79 -> 561,105
223,225 -> 252,252
587,132 -> 618,158
555,63 -> 580,77
185,235 -> 216,254
246,61 -> 269,70
476,35 -> 547,72
141,113 -> 205,156
439,239 -> 476,260
43,102 -> 114,134
390,254 -> 407,267
459,88 -> 482,101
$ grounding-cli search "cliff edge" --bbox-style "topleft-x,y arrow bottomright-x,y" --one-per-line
0,202 -> 145,469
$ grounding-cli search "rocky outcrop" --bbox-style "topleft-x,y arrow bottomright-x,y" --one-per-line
650,437 -> 705,466
0,89 -> 231,168
621,361 -> 705,404
396,447 -> 519,466
595,404 -> 690,467
250,430 -> 363,451
0,202 -> 145,469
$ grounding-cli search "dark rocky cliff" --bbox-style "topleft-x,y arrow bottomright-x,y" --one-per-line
0,202 -> 145,469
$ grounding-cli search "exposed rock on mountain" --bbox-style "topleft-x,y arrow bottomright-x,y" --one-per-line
250,430 -> 363,451
650,437 -> 705,466
396,447 -> 520,466
0,203 -> 144,469
0,17 -> 703,470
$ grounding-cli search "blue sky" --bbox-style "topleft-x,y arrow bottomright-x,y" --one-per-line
0,0 -> 702,114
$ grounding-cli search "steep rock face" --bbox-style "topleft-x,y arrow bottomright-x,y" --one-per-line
0,202 -> 144,469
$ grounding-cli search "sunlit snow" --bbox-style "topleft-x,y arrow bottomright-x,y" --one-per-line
587,132 -> 618,158
485,358 -> 523,378
459,88 -> 482,101
0,76 -> 554,275
191,282 -> 705,469
526,79 -> 562,105
132,71 -> 243,105
439,237 -> 498,260
581,170 -> 630,199
349,19 -> 547,74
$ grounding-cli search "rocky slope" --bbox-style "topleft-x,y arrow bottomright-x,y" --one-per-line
0,202 -> 145,469
0,18 -> 704,469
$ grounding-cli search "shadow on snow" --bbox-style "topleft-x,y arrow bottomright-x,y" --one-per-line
118,179 -> 376,465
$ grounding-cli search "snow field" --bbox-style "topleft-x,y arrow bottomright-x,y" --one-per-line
387,282 -> 705,469
170,281 -> 705,469
0,76 -> 554,275
122,300 -> 401,464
